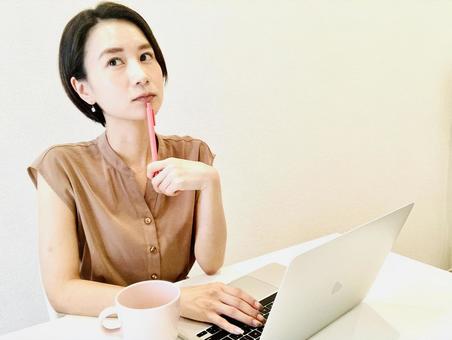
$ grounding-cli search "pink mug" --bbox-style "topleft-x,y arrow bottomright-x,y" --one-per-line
99,280 -> 180,340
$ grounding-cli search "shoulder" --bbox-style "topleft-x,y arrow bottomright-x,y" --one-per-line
159,134 -> 208,146
33,138 -> 98,168
158,134 -> 215,165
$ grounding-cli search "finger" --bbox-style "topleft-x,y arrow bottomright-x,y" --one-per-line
208,313 -> 244,335
219,291 -> 264,322
147,166 -> 161,179
164,180 -> 184,196
147,159 -> 169,176
151,167 -> 170,192
158,172 -> 175,195
222,285 -> 263,311
214,301 -> 264,328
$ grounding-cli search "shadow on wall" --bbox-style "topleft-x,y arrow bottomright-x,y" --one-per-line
445,69 -> 452,272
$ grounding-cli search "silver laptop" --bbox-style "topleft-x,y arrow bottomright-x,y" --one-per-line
178,203 -> 414,340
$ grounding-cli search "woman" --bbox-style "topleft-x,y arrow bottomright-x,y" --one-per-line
27,1 -> 265,335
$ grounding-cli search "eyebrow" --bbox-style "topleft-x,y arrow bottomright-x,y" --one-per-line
98,43 -> 152,60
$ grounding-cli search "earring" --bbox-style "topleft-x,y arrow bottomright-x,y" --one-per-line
91,105 -> 96,113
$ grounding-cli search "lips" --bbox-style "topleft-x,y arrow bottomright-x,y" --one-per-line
133,93 -> 156,102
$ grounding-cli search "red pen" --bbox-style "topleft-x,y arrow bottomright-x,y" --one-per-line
146,102 -> 159,177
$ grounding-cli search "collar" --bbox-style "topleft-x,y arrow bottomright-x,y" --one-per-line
96,130 -> 165,175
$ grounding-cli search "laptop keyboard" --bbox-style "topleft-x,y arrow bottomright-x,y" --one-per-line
196,292 -> 277,340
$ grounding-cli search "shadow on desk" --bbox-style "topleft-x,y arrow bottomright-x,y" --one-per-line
310,303 -> 399,340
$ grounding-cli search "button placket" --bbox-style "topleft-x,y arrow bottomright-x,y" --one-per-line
141,217 -> 161,279
100,132 -> 163,280
120,135 -> 163,280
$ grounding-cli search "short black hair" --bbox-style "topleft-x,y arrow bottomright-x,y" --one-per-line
58,1 -> 168,126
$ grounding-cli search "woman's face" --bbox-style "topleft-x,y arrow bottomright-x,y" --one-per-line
72,19 -> 164,122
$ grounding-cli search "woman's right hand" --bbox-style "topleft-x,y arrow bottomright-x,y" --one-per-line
180,282 -> 266,335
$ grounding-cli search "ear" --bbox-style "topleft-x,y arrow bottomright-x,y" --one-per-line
70,76 -> 96,105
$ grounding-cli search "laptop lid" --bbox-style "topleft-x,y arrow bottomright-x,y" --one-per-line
260,203 -> 414,340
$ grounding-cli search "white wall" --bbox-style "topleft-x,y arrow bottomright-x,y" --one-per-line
1,0 -> 452,335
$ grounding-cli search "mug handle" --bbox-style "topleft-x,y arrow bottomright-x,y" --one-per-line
98,306 -> 122,332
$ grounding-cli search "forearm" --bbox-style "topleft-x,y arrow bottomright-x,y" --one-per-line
194,171 -> 227,274
51,278 -> 122,316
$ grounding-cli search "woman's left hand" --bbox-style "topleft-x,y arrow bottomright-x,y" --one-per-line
147,157 -> 218,196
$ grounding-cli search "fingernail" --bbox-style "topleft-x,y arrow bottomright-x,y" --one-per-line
255,301 -> 263,310
233,327 -> 244,335
257,314 -> 266,322
253,319 -> 263,327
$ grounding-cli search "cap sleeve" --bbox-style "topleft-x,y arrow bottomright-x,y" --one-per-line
198,141 -> 216,166
27,146 -> 76,215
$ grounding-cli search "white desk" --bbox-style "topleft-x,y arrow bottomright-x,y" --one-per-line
3,234 -> 452,340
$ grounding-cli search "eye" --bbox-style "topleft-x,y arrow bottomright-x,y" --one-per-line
107,57 -> 124,67
140,52 -> 154,62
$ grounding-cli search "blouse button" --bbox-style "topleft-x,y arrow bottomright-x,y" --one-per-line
144,217 -> 152,224
151,273 -> 158,280
149,245 -> 158,254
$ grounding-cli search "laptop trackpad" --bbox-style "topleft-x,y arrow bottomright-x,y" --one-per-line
228,263 -> 285,301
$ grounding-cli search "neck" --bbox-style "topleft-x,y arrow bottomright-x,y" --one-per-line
105,117 -> 151,172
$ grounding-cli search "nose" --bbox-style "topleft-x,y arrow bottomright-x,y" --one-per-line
128,59 -> 150,86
